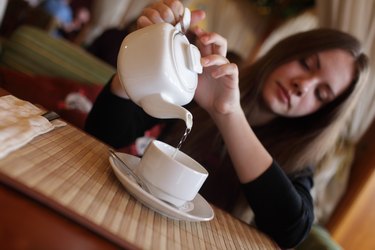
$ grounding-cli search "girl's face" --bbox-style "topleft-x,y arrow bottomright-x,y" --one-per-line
262,49 -> 355,117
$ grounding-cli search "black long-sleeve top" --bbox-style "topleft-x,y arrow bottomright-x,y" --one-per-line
84,82 -> 314,249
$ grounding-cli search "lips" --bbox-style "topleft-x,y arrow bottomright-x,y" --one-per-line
276,81 -> 291,108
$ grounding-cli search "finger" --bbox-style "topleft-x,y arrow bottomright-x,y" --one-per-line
195,28 -> 227,56
193,27 -> 213,56
193,26 -> 204,35
201,54 -> 229,68
201,55 -> 238,78
142,5 -> 167,23
163,0 -> 184,21
190,9 -> 206,26
151,1 -> 179,23
211,63 -> 239,80
137,16 -> 154,29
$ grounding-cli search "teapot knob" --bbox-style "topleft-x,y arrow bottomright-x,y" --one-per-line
175,8 -> 191,33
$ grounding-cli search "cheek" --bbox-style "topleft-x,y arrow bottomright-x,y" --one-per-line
261,82 -> 273,102
292,96 -> 320,116
261,81 -> 278,109
262,72 -> 280,102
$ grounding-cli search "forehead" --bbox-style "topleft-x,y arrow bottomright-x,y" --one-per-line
318,49 -> 355,95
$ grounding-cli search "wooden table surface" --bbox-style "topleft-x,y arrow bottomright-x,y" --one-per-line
0,88 -> 279,249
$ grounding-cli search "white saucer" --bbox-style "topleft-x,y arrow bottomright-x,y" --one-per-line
109,152 -> 214,222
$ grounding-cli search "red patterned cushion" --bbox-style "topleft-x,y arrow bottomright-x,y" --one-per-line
0,67 -> 103,129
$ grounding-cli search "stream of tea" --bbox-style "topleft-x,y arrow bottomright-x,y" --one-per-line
172,127 -> 191,159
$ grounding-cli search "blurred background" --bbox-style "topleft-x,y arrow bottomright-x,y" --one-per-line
0,1 -> 374,249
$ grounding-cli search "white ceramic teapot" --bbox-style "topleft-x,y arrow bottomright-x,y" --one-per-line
117,8 -> 202,129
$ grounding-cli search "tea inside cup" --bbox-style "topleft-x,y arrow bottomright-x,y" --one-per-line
135,140 -> 208,207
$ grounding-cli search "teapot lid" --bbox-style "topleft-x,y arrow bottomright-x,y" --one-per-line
172,32 -> 202,92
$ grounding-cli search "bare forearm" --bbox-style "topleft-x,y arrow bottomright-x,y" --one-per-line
212,109 -> 273,183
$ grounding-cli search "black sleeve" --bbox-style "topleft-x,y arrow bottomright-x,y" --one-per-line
86,28 -> 128,67
241,161 -> 314,249
84,79 -> 162,148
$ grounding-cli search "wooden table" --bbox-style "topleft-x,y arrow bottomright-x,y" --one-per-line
0,89 -> 279,249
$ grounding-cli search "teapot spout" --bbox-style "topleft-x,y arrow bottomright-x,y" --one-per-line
140,94 -> 193,129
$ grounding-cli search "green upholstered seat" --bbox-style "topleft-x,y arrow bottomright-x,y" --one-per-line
0,25 -> 116,85
296,224 -> 342,250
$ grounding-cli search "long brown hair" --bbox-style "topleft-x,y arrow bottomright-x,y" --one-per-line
162,28 -> 369,174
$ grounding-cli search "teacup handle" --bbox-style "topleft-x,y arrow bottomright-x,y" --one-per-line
175,8 -> 191,33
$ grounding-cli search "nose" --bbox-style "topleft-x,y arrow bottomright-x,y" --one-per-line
292,77 -> 316,97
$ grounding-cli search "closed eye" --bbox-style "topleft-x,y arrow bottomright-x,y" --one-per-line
315,85 -> 334,103
299,58 -> 309,70
299,54 -> 319,71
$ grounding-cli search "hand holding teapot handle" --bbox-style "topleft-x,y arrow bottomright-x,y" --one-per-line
137,0 -> 206,29
134,0 -> 240,117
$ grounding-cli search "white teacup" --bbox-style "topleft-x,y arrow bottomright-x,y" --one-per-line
135,140 -> 208,207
